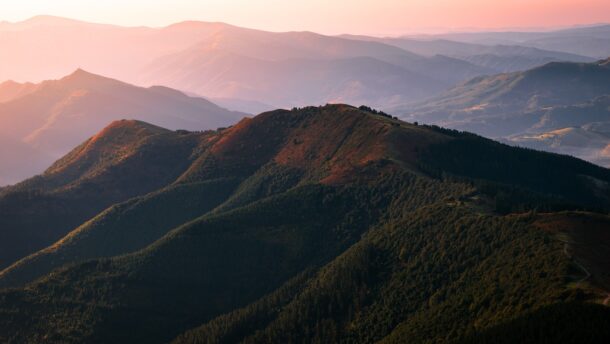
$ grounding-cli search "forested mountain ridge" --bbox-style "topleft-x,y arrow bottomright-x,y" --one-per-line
0,104 -> 609,343
0,120 -> 208,270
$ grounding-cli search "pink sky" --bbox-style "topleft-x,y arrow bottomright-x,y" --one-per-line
1,0 -> 610,34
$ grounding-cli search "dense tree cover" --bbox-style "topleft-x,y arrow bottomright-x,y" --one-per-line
0,178 -> 241,288
357,105 -> 395,119
417,130 -> 610,211
175,204 -> 578,344
0,105 -> 609,343
0,172 -> 468,343
460,302 -> 610,344
0,122 -> 205,269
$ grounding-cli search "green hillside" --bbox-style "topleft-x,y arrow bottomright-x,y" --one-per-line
0,120 -> 206,270
0,105 -> 609,343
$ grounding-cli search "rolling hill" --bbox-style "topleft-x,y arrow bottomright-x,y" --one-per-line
0,105 -> 609,343
396,59 -> 610,166
0,69 -> 244,185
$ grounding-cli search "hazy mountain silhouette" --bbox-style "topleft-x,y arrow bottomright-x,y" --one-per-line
138,25 -> 493,108
0,136 -> 51,186
341,34 -> 594,72
0,17 -> 231,83
416,24 -> 610,58
396,58 -> 610,166
0,80 -> 38,102
2,16 -> 604,112
0,69 -> 244,185
0,16 -> 495,110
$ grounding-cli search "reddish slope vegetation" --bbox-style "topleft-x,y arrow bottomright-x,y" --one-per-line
0,104 -> 609,343
180,105 -> 445,185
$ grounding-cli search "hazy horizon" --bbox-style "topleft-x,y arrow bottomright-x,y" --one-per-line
1,0 -> 610,35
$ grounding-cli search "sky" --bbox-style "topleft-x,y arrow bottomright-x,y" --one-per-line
0,0 -> 609,35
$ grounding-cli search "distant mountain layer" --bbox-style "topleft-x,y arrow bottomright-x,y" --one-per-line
0,105 -> 609,343
396,58 -> 610,167
0,16 -> 504,110
0,69 -> 244,185
0,135 -> 51,186
0,80 -> 37,102
410,24 -> 610,58
1,16 -> 604,112
137,26 -> 491,108
341,34 -> 594,73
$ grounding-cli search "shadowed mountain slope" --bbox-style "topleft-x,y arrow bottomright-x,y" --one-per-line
0,120 -> 207,269
0,105 -> 609,343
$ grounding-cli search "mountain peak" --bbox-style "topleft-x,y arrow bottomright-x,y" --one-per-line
45,119 -> 171,178
63,68 -> 100,81
54,69 -> 125,89
99,119 -> 169,136
16,15 -> 89,27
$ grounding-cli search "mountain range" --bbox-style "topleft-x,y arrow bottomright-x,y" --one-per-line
0,16 -> 601,112
397,58 -> 610,167
2,15 -> 607,183
410,24 -> 610,59
341,34 -> 594,73
0,105 -> 609,343
0,69 -> 243,185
